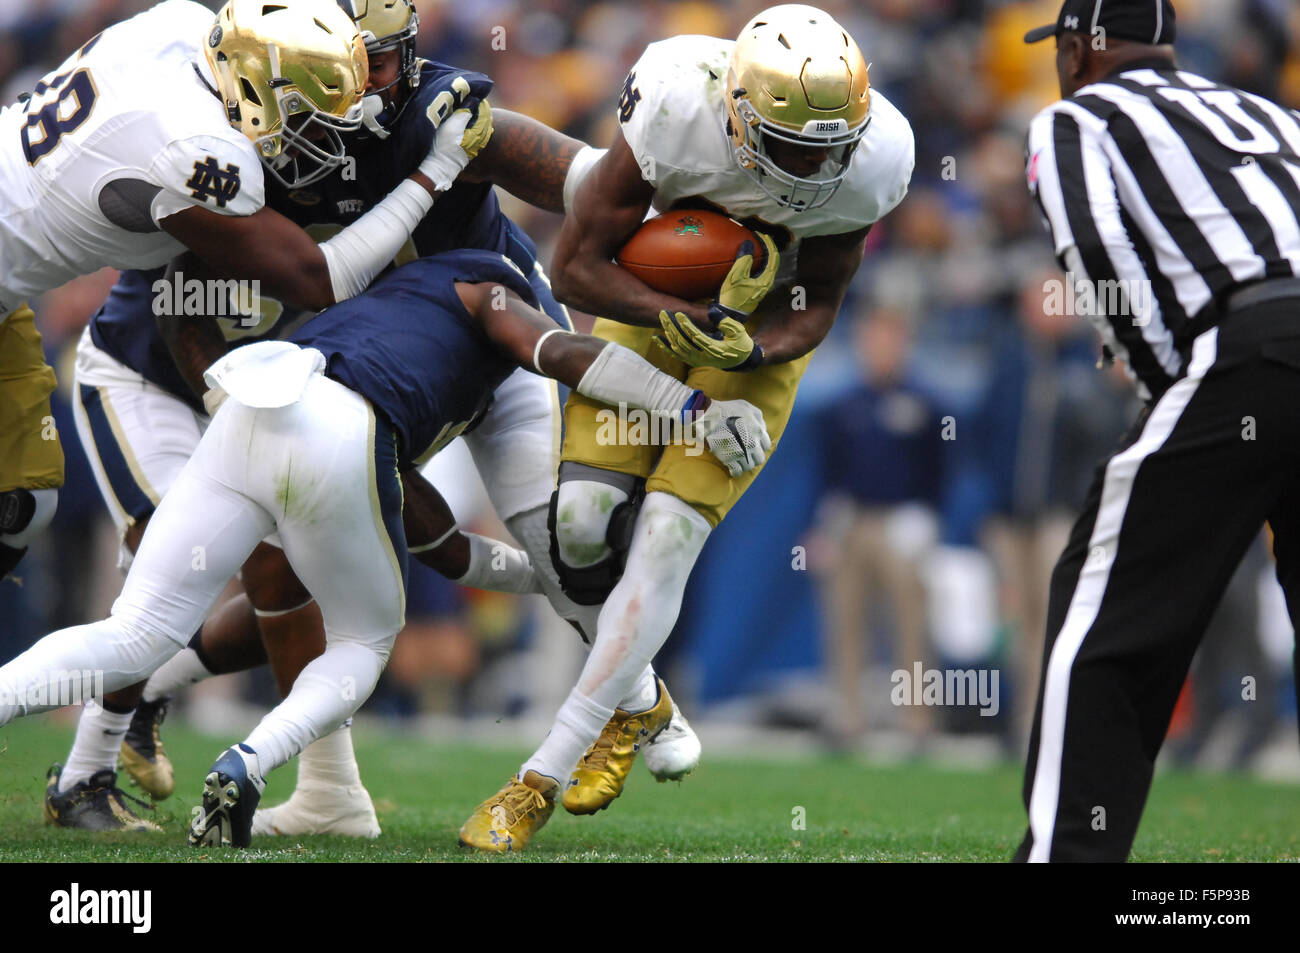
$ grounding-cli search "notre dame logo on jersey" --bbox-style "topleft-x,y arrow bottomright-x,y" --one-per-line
186,157 -> 242,209
618,72 -> 641,124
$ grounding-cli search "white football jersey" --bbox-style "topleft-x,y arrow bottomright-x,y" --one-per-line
0,0 -> 265,306
619,35 -> 914,263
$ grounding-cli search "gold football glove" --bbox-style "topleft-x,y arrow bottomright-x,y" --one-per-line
655,310 -> 761,371
653,233 -> 779,370
717,233 -> 779,315
456,98 -> 495,161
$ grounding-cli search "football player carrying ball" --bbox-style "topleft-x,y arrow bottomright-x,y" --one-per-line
459,3 -> 914,852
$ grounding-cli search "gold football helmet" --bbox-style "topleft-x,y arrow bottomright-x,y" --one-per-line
338,0 -> 421,137
725,4 -> 872,211
204,0 -> 368,188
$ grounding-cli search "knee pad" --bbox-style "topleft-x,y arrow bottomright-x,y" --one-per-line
0,488 -> 57,579
0,489 -> 37,537
0,487 -> 56,543
548,462 -> 644,606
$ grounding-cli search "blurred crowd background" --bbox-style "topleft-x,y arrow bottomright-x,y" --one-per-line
3,0 -> 1299,772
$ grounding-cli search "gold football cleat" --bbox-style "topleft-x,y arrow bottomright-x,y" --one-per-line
119,697 -> 174,800
563,678 -> 674,815
458,770 -> 558,853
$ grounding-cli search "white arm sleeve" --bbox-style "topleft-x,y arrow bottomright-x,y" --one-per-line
574,341 -> 698,419
319,178 -> 434,302
563,145 -> 607,215
456,533 -> 541,594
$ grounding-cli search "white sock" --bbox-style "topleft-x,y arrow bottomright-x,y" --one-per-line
243,640 -> 387,773
60,700 -> 133,791
616,665 -> 659,713
521,686 -> 616,785
296,722 -> 363,788
142,647 -> 211,702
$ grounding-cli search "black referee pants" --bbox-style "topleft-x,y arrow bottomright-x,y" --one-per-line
1014,298 -> 1300,862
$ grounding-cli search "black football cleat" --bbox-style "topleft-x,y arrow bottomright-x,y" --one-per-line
43,763 -> 162,832
188,744 -> 266,849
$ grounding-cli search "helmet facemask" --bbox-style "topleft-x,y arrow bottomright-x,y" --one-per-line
258,44 -> 365,188
730,89 -> 870,211
723,5 -> 874,212
204,0 -> 367,190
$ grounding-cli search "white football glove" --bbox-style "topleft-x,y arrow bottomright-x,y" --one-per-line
692,397 -> 771,476
419,100 -> 494,192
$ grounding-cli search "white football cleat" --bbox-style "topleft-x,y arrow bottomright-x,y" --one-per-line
643,701 -> 701,781
251,780 -> 381,839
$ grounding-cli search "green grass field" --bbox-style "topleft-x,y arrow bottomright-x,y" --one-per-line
1,715 -> 1298,862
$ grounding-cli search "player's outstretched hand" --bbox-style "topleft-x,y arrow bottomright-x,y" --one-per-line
692,397 -> 771,476
420,99 -> 495,192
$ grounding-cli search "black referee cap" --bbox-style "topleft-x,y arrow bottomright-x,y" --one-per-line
1024,0 -> 1176,45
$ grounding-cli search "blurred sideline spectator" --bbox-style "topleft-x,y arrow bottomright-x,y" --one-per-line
811,308 -> 943,749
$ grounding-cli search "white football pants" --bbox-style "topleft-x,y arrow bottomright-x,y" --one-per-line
0,354 -> 406,772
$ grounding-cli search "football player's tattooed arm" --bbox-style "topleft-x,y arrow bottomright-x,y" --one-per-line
155,252 -> 228,400
751,225 -> 870,364
459,108 -> 584,215
552,134 -> 710,329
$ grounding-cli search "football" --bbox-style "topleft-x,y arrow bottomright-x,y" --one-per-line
615,208 -> 763,299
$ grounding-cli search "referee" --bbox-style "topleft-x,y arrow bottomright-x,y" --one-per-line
1016,0 -> 1300,861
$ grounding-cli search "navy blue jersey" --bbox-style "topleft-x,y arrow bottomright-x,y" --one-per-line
263,60 -> 503,256
293,250 -> 538,468
89,60 -> 566,410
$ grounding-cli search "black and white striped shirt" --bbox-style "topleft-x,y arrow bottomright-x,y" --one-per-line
1027,59 -> 1300,399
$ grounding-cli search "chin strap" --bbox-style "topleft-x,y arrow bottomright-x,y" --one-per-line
361,94 -> 391,140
